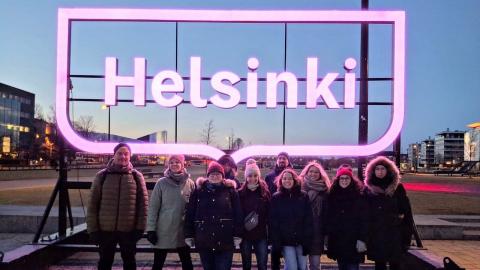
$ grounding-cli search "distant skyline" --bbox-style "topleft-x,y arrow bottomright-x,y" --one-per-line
1,0 -> 479,152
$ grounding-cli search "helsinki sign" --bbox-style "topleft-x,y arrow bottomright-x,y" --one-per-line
55,8 -> 405,162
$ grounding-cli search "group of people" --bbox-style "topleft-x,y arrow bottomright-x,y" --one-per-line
87,142 -> 414,270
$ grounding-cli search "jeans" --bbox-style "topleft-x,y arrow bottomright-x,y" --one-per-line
199,250 -> 233,270
240,239 -> 268,270
308,255 -> 321,270
375,261 -> 400,270
283,245 -> 307,270
97,231 -> 137,270
338,261 -> 359,270
152,246 -> 193,270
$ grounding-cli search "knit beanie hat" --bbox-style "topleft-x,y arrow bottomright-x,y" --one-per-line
113,142 -> 131,155
218,154 -> 237,171
207,161 -> 225,177
336,167 -> 353,179
168,154 -> 185,164
244,159 -> 261,177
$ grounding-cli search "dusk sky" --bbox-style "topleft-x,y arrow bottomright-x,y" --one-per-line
1,0 -> 479,153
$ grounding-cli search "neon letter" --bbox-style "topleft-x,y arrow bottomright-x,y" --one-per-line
151,70 -> 184,107
105,57 -> 146,106
343,58 -> 357,109
306,58 -> 340,109
210,71 -> 241,108
247,58 -> 259,108
266,72 -> 298,108
190,57 -> 207,108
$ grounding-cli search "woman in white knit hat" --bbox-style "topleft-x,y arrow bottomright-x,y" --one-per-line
238,158 -> 271,270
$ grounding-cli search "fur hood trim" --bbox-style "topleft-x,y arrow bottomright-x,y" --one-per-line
196,177 -> 237,189
364,156 -> 400,197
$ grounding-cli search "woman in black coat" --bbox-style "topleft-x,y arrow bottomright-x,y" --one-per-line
238,159 -> 271,270
363,156 -> 414,270
270,168 -> 313,270
184,161 -> 243,270
325,167 -> 367,270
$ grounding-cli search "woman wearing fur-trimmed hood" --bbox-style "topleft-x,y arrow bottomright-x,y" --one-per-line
363,156 -> 414,270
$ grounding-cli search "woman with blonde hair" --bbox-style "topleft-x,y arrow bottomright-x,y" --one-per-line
300,161 -> 331,270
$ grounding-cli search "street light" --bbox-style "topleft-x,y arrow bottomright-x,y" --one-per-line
101,104 -> 111,141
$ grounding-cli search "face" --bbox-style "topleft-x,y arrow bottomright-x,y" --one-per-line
246,172 -> 260,185
307,166 -> 321,181
168,159 -> 183,173
223,164 -> 232,173
375,165 -> 388,179
339,175 -> 352,188
113,146 -> 130,166
208,171 -> 223,183
281,172 -> 294,189
277,155 -> 289,168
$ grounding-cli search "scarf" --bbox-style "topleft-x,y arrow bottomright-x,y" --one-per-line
247,182 -> 259,191
205,180 -> 223,191
302,176 -> 328,216
164,168 -> 189,185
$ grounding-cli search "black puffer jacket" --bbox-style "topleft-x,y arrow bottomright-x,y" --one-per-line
269,186 -> 313,252
239,187 -> 270,241
363,156 -> 414,262
325,182 -> 367,263
184,178 -> 243,252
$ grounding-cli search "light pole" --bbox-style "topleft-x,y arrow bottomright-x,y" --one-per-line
101,104 -> 111,141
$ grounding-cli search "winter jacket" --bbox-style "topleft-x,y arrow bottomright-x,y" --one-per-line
146,169 -> 195,249
87,160 -> 148,233
325,183 -> 368,263
184,178 -> 243,252
269,186 -> 313,252
363,156 -> 414,262
238,187 -> 270,241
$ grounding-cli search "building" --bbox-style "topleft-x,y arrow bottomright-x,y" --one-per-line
434,129 -> 464,166
137,130 -> 168,144
407,143 -> 420,170
464,122 -> 480,162
419,138 -> 435,168
0,83 -> 35,161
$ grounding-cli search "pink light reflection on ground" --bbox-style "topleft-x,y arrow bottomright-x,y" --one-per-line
403,182 -> 480,195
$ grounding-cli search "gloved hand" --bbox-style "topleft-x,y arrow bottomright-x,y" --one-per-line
134,230 -> 144,242
234,237 -> 242,248
185,238 -> 195,248
356,240 -> 367,253
89,231 -> 101,245
302,245 -> 311,256
147,231 -> 158,245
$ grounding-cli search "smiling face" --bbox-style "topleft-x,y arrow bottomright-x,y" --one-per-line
339,175 -> 352,188
307,166 -> 321,181
277,155 -> 289,169
168,158 -> 183,173
208,171 -> 223,183
375,165 -> 388,179
281,172 -> 295,189
113,146 -> 130,167
246,172 -> 260,185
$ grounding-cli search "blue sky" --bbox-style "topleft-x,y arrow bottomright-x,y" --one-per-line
1,0 -> 479,152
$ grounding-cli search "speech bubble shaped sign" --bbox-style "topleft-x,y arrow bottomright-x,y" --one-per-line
56,8 -> 405,163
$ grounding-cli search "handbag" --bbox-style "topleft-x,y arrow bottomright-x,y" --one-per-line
244,210 -> 259,231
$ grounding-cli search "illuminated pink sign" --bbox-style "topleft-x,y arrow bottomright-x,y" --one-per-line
56,8 -> 405,162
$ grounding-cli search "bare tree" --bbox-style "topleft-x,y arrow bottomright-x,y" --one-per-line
46,105 -> 56,124
74,116 -> 96,139
35,104 -> 45,120
200,119 -> 215,145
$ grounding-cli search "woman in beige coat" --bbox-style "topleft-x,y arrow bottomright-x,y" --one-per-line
147,154 -> 195,270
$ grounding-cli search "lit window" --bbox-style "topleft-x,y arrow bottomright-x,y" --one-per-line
24,127 -> 29,132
